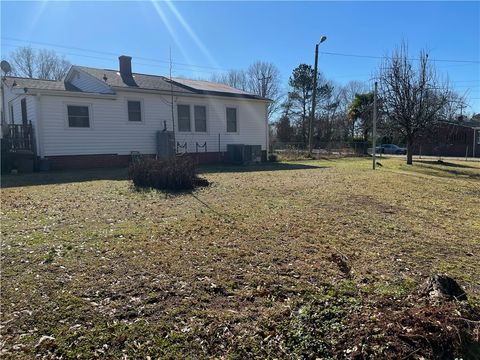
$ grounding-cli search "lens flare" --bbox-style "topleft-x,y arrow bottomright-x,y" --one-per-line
164,0 -> 219,69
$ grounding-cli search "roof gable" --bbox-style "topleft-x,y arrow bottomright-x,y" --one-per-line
66,66 -> 115,94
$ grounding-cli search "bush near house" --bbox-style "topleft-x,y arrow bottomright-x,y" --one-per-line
128,156 -> 209,191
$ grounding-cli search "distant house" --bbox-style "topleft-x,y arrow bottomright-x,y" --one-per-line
1,56 -> 270,170
412,119 -> 480,158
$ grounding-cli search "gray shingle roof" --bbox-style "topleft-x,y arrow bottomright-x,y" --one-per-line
172,78 -> 256,96
3,77 -> 80,92
4,67 -> 270,101
79,67 -> 267,100
77,66 -> 194,94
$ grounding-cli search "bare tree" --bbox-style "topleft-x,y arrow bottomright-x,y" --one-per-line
211,70 -> 248,91
9,46 -> 71,80
319,81 -> 369,141
211,62 -> 283,122
36,49 -> 71,80
377,42 -> 454,164
439,91 -> 466,121
246,61 -> 282,120
10,46 -> 36,78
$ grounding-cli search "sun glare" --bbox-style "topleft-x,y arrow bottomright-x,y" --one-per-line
150,0 -> 219,71
150,0 -> 193,68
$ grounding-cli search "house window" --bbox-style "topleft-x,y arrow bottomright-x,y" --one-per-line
67,105 -> 90,128
128,100 -> 142,122
9,104 -> 14,124
178,104 -> 191,132
226,107 -> 237,132
21,98 -> 28,125
194,105 -> 207,132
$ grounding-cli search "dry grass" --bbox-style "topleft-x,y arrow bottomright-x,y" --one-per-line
1,158 -> 479,358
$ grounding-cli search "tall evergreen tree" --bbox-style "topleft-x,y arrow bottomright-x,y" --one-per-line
347,92 -> 375,141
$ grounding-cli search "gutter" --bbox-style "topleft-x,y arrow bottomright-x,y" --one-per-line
111,86 -> 271,103
12,88 -> 117,100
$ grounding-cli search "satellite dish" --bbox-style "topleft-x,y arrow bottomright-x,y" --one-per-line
1,60 -> 12,74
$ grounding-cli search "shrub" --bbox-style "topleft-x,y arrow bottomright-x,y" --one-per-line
268,153 -> 278,162
128,156 -> 209,191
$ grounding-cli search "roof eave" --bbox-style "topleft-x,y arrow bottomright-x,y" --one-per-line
112,86 -> 271,102
25,88 -> 117,99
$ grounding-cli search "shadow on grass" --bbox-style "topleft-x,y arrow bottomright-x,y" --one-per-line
199,162 -> 326,174
1,162 -> 325,188
399,161 -> 480,180
417,160 -> 480,170
424,167 -> 480,179
1,168 -> 128,188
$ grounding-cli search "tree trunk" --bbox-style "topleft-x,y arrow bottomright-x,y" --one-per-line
406,137 -> 413,165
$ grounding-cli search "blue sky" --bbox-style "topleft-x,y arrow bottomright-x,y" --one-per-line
1,1 -> 479,113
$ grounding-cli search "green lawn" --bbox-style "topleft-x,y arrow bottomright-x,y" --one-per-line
1,158 -> 479,359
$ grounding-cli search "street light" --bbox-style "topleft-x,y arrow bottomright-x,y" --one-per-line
308,36 -> 327,156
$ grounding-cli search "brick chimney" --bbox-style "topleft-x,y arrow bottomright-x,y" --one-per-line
119,55 -> 132,77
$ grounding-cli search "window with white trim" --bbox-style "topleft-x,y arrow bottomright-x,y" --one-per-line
128,100 -> 142,122
178,104 -> 191,132
226,107 -> 237,132
67,105 -> 90,128
194,105 -> 207,132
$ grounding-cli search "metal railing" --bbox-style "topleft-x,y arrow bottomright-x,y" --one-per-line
3,123 -> 34,152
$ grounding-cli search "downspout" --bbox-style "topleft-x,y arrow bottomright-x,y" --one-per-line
1,77 -> 6,132
34,94 -> 44,158
474,127 -> 479,158
265,102 -> 269,159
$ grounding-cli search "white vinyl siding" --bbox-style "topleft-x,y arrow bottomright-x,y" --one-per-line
38,91 -> 172,156
174,96 -> 267,153
68,68 -> 113,94
5,94 -> 36,126
35,90 -> 267,157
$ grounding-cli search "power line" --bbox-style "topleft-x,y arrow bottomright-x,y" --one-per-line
3,38 -> 480,99
451,79 -> 480,83
1,43 -> 224,76
1,36 -> 231,72
320,51 -> 480,64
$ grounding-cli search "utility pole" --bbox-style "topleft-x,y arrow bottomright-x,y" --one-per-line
309,36 -> 326,157
309,44 -> 319,157
258,74 -> 271,158
257,74 -> 271,98
372,81 -> 378,170
169,47 -> 175,136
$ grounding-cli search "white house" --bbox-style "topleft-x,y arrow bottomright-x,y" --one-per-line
1,56 -> 269,169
